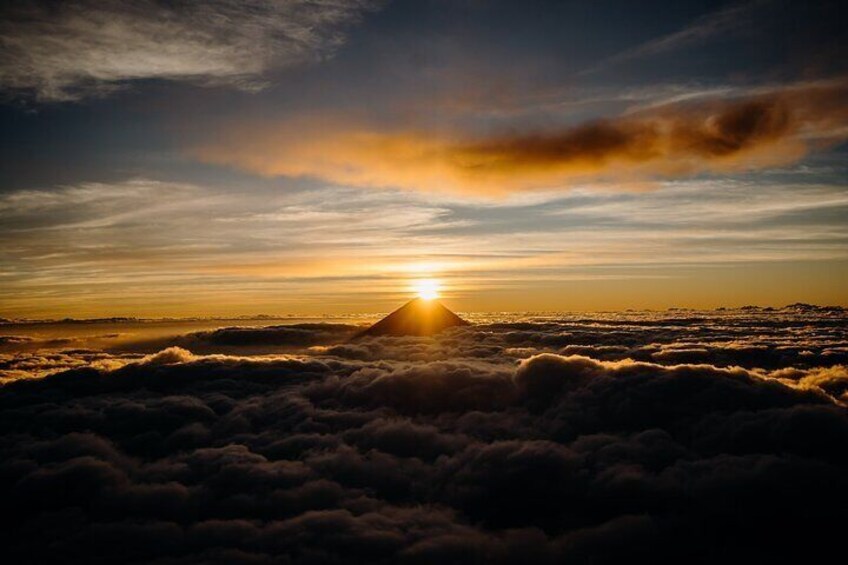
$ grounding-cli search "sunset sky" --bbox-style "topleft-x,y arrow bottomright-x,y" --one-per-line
2,0 -> 847,317
3,5 -> 848,561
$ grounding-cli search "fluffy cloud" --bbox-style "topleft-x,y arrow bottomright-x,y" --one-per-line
0,348 -> 135,384
1,310 -> 847,562
0,0 -> 380,101
193,80 -> 848,195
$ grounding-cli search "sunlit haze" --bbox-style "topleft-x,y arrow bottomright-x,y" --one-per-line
414,279 -> 441,300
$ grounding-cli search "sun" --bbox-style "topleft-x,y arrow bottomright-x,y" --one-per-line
413,279 -> 440,300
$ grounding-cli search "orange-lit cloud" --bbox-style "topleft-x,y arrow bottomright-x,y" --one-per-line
192,81 -> 848,195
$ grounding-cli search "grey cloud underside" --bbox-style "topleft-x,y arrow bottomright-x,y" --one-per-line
1,310 -> 847,562
0,0 -> 380,101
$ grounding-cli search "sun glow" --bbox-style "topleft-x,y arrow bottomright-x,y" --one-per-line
414,279 -> 440,300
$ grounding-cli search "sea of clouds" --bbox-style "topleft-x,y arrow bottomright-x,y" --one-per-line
2,306 -> 847,563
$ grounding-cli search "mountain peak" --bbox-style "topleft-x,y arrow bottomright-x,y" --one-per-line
359,298 -> 470,337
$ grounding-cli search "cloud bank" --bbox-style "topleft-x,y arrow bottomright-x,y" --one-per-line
194,81 -> 848,195
0,0 -> 380,101
2,309 -> 847,562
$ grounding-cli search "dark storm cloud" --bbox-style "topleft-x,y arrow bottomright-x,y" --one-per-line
2,309 -> 848,562
0,0 -> 382,101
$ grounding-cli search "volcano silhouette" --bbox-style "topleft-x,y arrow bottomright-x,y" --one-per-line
359,298 -> 470,337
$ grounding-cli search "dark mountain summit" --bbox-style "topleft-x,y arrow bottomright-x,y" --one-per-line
359,298 -> 470,337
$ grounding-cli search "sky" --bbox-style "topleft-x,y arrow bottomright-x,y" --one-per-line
1,0 -> 847,317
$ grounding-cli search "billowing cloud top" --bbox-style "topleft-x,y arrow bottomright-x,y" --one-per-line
1,310 -> 847,562
0,0 -> 380,101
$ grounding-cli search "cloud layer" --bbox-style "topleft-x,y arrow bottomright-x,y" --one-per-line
0,0 -> 379,101
2,309 -> 847,562
194,81 -> 848,195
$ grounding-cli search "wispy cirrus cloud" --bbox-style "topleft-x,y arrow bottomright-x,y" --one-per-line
0,0 -> 381,102
582,0 -> 773,74
1,174 -> 846,317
